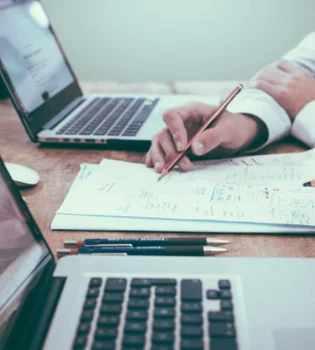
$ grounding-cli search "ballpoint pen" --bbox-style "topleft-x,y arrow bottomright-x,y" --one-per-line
57,245 -> 227,257
157,84 -> 243,181
63,237 -> 230,248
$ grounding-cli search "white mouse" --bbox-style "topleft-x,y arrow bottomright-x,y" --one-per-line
4,162 -> 40,188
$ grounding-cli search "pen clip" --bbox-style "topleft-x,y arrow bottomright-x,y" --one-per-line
85,244 -> 133,248
90,253 -> 128,256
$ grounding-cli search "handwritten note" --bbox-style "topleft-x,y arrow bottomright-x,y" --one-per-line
57,158 -> 315,227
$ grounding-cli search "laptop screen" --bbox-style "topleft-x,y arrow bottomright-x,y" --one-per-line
0,0 -> 82,139
0,158 -> 51,347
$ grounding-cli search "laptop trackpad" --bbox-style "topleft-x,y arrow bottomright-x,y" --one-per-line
273,328 -> 315,350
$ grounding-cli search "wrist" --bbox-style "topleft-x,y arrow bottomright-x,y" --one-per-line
239,113 -> 268,149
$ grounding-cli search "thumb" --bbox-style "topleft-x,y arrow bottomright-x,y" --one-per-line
191,127 -> 222,156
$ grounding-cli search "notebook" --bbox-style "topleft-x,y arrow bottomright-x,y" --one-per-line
1,155 -> 315,350
52,148 -> 315,234
0,0 -> 218,148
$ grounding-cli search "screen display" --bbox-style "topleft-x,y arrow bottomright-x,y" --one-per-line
0,0 -> 75,116
0,160 -> 50,347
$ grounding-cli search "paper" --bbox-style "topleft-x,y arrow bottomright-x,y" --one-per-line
56,157 -> 315,229
52,162 -> 315,233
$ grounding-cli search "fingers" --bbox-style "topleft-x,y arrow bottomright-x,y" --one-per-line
252,79 -> 281,101
277,60 -> 298,73
145,129 -> 193,173
163,103 -> 217,151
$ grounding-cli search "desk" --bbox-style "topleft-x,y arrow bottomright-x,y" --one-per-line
1,81 -> 314,258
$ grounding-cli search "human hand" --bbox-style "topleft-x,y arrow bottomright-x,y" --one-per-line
250,60 -> 315,120
145,102 -> 260,173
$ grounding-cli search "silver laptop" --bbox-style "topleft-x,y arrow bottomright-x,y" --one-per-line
0,0 -> 218,147
1,156 -> 315,350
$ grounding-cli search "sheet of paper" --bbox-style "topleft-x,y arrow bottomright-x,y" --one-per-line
57,159 -> 315,227
51,164 -> 315,233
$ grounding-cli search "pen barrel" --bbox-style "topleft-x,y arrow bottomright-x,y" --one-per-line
78,246 -> 205,256
84,238 -> 207,246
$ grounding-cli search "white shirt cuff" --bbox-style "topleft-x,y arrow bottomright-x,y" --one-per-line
291,100 -> 315,148
226,89 -> 291,152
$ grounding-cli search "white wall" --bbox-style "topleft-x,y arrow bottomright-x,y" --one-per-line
42,0 -> 315,81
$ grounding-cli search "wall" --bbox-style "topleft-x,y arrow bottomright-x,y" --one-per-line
41,0 -> 315,81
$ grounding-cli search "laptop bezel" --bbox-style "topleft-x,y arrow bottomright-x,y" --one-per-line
0,0 -> 83,142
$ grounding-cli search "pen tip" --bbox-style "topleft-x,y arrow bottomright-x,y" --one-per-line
303,181 -> 311,187
204,246 -> 228,255
157,170 -> 168,182
206,238 -> 230,245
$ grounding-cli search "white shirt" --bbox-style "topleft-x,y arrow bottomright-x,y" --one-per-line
226,32 -> 315,150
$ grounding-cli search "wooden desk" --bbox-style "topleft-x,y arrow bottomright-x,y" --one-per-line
1,81 -> 314,258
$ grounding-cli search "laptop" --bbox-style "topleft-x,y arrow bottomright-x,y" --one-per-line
1,156 -> 315,350
0,0 -> 219,148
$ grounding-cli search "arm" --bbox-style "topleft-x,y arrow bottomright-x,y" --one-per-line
250,32 -> 315,148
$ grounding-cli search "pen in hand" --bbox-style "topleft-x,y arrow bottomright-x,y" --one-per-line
157,84 -> 243,181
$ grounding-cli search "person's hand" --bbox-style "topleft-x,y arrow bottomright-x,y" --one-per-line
145,102 -> 261,173
250,60 -> 315,120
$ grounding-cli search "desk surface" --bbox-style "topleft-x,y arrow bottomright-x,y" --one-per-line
1,81 -> 314,258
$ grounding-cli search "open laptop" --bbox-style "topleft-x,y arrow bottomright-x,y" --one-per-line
0,0 -> 219,148
1,156 -> 315,350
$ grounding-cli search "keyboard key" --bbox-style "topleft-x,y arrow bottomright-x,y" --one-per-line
155,297 -> 176,307
181,338 -> 203,349
152,331 -> 174,344
206,289 -> 220,299
181,313 -> 203,325
210,338 -> 238,350
218,279 -> 231,289
92,340 -> 115,350
130,278 -> 176,287
100,304 -> 122,315
80,310 -> 94,322
154,308 -> 175,318
126,310 -> 148,321
77,322 -> 91,334
156,286 -> 176,296
129,288 -> 151,298
84,299 -> 97,310
124,322 -> 147,333
94,328 -> 117,340
105,278 -> 127,293
128,298 -> 149,309
181,302 -> 202,313
86,288 -> 100,298
209,322 -> 236,337
97,315 -> 120,327
208,311 -> 234,322
73,335 -> 87,349
153,319 -> 175,331
221,300 -> 234,311
122,334 -> 145,347
181,325 -> 203,338
102,293 -> 124,303
89,278 -> 102,287
181,280 -> 202,301
220,290 -> 232,299
152,346 -> 174,350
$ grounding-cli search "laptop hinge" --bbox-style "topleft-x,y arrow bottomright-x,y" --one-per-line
43,96 -> 85,130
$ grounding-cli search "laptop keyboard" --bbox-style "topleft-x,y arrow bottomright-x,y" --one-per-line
56,97 -> 159,137
72,277 -> 239,350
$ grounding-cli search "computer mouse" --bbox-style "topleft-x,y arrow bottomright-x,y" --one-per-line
4,162 -> 40,188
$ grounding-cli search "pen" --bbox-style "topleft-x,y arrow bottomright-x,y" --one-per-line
63,237 -> 230,248
303,179 -> 315,188
57,245 -> 227,256
158,84 -> 243,181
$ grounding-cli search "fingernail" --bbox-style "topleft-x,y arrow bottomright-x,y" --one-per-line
192,141 -> 204,155
155,162 -> 161,171
176,141 -> 183,151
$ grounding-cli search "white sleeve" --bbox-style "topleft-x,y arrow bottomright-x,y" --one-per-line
291,100 -> 315,148
226,88 -> 291,152
283,32 -> 315,147
282,32 -> 315,78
